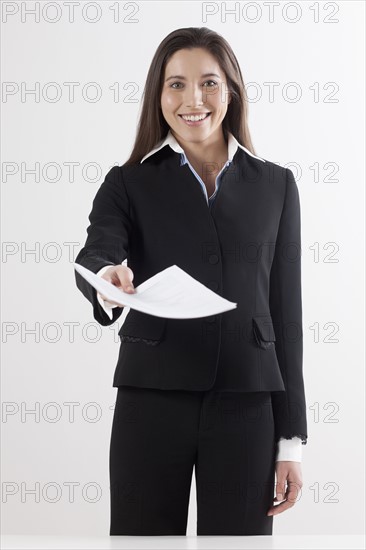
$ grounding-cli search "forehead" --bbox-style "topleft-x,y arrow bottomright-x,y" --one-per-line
164,48 -> 224,77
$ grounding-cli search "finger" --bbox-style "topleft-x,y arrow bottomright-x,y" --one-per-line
268,493 -> 297,515
267,499 -> 293,516
285,481 -> 302,504
102,272 -> 135,294
267,484 -> 300,516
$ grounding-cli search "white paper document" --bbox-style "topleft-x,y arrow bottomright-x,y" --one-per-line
74,263 -> 237,319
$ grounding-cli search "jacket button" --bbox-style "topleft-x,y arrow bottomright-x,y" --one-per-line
208,254 -> 219,264
208,280 -> 219,291
206,315 -> 216,323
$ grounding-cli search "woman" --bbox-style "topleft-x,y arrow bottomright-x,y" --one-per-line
75,27 -> 308,536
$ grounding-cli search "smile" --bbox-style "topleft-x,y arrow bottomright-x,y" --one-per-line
178,112 -> 211,126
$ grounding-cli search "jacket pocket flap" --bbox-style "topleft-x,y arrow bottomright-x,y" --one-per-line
119,309 -> 167,341
252,315 -> 276,342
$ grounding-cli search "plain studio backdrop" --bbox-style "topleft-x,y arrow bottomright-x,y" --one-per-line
1,1 -> 365,548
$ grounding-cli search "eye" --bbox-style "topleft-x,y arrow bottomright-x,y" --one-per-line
169,80 -> 218,89
203,80 -> 218,87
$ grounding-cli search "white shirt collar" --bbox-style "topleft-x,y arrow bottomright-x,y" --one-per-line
140,129 -> 265,164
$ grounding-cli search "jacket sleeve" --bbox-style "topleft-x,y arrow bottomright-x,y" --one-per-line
74,165 -> 131,326
269,167 -> 308,445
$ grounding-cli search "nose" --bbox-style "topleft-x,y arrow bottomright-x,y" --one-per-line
183,83 -> 205,108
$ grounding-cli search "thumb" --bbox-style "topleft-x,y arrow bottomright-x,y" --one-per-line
124,267 -> 135,291
276,477 -> 286,501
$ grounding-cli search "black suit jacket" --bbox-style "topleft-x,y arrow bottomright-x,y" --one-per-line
74,145 -> 308,444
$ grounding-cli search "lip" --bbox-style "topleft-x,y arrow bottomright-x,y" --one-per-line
178,112 -> 211,116
178,112 -> 212,126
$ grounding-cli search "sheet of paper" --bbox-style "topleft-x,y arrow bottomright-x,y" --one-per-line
74,263 -> 237,319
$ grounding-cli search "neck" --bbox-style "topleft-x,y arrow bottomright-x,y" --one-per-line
171,128 -> 229,171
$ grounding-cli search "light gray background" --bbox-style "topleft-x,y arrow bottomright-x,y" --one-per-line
1,0 -> 365,547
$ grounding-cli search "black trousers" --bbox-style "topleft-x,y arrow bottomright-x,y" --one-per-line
109,386 -> 276,536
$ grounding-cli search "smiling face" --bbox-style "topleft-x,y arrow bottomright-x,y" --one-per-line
160,47 -> 231,146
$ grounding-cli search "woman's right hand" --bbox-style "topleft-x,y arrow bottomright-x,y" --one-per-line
97,265 -> 135,307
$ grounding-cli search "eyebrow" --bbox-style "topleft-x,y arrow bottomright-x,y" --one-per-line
165,73 -> 221,82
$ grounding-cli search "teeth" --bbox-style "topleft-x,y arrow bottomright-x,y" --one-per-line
181,113 -> 209,121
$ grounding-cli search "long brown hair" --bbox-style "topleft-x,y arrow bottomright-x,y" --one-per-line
124,27 -> 258,166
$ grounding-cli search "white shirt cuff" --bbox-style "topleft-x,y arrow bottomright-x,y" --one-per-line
276,437 -> 303,462
96,265 -> 118,320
